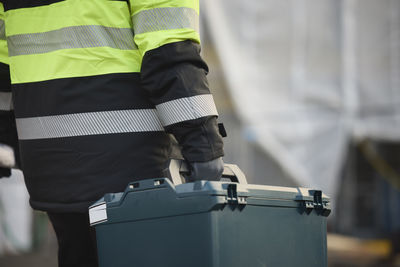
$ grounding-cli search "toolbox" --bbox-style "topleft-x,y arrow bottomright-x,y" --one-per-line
90,161 -> 331,267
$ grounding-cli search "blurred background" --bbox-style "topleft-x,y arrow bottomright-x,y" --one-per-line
1,0 -> 400,266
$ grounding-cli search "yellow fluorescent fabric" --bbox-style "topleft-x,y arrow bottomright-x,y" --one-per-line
5,0 -> 201,83
134,29 -> 200,56
5,0 -> 132,35
0,3 -> 8,64
130,0 -> 199,16
10,47 -> 141,84
130,0 -> 201,56
5,0 -> 142,84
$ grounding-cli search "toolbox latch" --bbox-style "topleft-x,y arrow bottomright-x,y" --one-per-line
300,190 -> 331,217
226,184 -> 247,206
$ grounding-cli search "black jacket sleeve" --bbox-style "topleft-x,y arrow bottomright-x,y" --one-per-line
140,40 -> 224,162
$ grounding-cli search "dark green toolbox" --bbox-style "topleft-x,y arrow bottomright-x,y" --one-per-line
89,161 -> 331,267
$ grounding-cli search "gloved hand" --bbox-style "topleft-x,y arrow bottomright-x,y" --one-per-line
186,157 -> 224,182
0,168 -> 11,178
0,144 -> 15,178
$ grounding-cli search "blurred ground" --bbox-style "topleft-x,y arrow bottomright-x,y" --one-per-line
328,234 -> 400,267
0,212 -> 57,267
0,247 -> 57,267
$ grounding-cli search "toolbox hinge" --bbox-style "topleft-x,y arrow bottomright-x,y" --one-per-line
302,190 -> 331,217
226,184 -> 247,206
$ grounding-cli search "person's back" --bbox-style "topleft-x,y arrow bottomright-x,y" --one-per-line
0,1 -> 224,266
5,0 -> 174,211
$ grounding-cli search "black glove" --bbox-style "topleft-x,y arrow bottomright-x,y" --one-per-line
0,167 -> 11,178
0,144 -> 15,178
186,157 -> 224,182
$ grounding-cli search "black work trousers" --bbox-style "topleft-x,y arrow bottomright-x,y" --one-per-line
47,212 -> 99,267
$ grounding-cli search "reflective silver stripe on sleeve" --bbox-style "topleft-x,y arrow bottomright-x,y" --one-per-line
16,109 -> 164,140
156,94 -> 218,126
133,7 -> 199,35
7,25 -> 137,57
0,19 -> 5,40
0,92 -> 12,111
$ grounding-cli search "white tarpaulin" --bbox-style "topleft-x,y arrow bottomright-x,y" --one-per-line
203,0 -> 400,198
0,170 -> 32,254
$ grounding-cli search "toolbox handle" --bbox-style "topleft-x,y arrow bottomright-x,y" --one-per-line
168,159 -> 248,185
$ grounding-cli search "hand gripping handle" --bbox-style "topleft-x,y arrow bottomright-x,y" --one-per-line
167,159 -> 248,185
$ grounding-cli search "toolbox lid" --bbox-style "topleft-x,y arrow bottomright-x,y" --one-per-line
89,163 -> 330,226
174,181 -> 329,201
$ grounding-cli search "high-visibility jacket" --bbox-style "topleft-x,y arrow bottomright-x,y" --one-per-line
0,0 -> 224,212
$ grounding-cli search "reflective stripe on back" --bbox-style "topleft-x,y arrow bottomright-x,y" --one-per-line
16,109 -> 164,140
5,0 -> 140,84
8,25 -> 137,57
